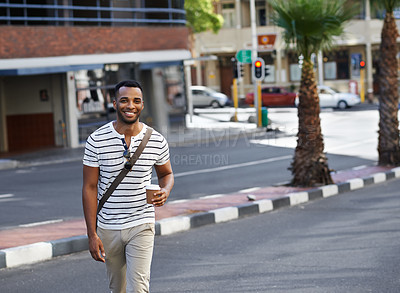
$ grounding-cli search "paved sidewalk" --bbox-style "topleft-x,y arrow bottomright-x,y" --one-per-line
1,112 -> 398,269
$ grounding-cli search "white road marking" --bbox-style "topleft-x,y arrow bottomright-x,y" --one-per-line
0,194 -> 21,203
239,187 -> 261,193
173,155 -> 292,178
169,199 -> 190,204
0,198 -> 23,203
19,219 -> 63,228
169,194 -> 225,204
0,193 -> 14,199
201,194 -> 224,199
352,165 -> 368,171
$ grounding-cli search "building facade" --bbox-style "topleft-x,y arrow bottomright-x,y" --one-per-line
193,0 -> 399,103
0,1 -> 190,152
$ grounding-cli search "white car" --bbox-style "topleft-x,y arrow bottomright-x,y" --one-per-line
190,86 -> 229,108
295,85 -> 361,109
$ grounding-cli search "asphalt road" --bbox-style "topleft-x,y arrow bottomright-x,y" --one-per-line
0,106 -> 379,229
0,139 -> 373,230
1,175 -> 399,292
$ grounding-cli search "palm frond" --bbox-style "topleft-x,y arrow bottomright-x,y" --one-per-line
371,0 -> 400,12
270,0 -> 357,59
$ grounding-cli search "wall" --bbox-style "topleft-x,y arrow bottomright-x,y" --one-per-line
0,26 -> 189,59
4,75 -> 53,115
0,78 -> 7,151
7,113 -> 55,151
50,74 -> 67,147
2,74 -> 67,151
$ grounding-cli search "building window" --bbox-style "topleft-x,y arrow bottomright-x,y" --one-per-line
350,53 -> 362,78
222,3 -> 235,28
323,50 -> 350,80
288,52 -> 301,82
260,54 -> 275,82
348,0 -> 365,19
0,1 -> 186,26
256,0 -> 266,26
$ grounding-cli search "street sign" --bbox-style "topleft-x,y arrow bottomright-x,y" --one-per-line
257,34 -> 276,51
236,49 -> 252,63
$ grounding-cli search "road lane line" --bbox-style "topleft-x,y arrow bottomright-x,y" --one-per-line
0,193 -> 14,199
169,199 -> 190,204
173,155 -> 292,178
0,198 -> 23,203
239,187 -> 261,193
352,165 -> 368,171
201,194 -> 224,199
19,219 -> 63,228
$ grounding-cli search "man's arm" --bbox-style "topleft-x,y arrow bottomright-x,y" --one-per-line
153,160 -> 174,207
82,165 -> 105,262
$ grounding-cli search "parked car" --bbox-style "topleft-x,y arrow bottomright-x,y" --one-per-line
190,86 -> 229,108
295,85 -> 361,109
245,86 -> 297,107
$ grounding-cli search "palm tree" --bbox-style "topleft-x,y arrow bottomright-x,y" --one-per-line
270,0 -> 355,186
373,0 -> 400,165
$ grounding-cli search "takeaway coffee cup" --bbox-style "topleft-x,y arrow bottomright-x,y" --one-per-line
146,184 -> 160,204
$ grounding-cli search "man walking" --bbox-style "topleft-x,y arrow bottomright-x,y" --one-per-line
82,80 -> 174,292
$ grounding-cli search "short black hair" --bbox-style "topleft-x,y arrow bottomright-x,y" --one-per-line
114,80 -> 143,97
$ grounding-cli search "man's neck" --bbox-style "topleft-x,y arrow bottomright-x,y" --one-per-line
113,120 -> 143,137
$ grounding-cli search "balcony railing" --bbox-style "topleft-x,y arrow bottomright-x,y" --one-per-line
0,2 -> 186,26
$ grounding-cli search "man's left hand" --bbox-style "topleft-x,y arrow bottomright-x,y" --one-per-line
152,188 -> 169,207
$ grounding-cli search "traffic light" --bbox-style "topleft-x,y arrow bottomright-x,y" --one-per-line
252,57 -> 265,81
265,66 -> 270,77
232,57 -> 238,78
239,63 -> 244,77
360,60 -> 365,69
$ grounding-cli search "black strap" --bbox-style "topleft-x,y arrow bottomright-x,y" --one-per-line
96,127 -> 153,215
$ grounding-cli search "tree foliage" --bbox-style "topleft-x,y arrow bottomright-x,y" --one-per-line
271,0 -> 355,61
371,0 -> 400,11
185,0 -> 223,34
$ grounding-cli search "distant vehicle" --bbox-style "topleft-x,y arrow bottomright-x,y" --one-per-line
295,85 -> 361,109
245,86 -> 297,107
190,86 -> 229,108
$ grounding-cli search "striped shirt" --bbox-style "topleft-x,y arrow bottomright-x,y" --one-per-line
83,122 -> 170,230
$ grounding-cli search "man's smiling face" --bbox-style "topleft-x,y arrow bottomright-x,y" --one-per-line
114,86 -> 144,125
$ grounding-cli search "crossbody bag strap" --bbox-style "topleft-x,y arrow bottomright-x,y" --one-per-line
96,127 -> 153,215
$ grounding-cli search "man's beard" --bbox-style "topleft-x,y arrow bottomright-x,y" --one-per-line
116,109 -> 140,124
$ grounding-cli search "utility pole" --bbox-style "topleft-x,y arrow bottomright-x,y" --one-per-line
184,60 -> 194,123
360,60 -> 365,103
250,0 -> 260,127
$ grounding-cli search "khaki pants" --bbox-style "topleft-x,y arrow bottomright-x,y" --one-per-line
97,223 -> 155,293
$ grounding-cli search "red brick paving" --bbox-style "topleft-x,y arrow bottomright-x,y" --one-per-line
331,165 -> 391,182
0,219 -> 86,250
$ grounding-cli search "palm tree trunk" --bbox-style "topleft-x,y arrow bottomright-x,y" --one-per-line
290,59 -> 333,186
378,11 -> 400,166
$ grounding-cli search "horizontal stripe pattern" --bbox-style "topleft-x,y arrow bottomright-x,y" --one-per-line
83,122 -> 169,230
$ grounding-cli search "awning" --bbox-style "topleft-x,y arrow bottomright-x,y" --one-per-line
0,49 -> 192,76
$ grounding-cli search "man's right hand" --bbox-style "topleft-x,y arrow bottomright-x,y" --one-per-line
88,234 -> 105,262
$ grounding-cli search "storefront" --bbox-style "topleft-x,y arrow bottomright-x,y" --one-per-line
74,62 -> 187,144
0,50 -> 191,153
